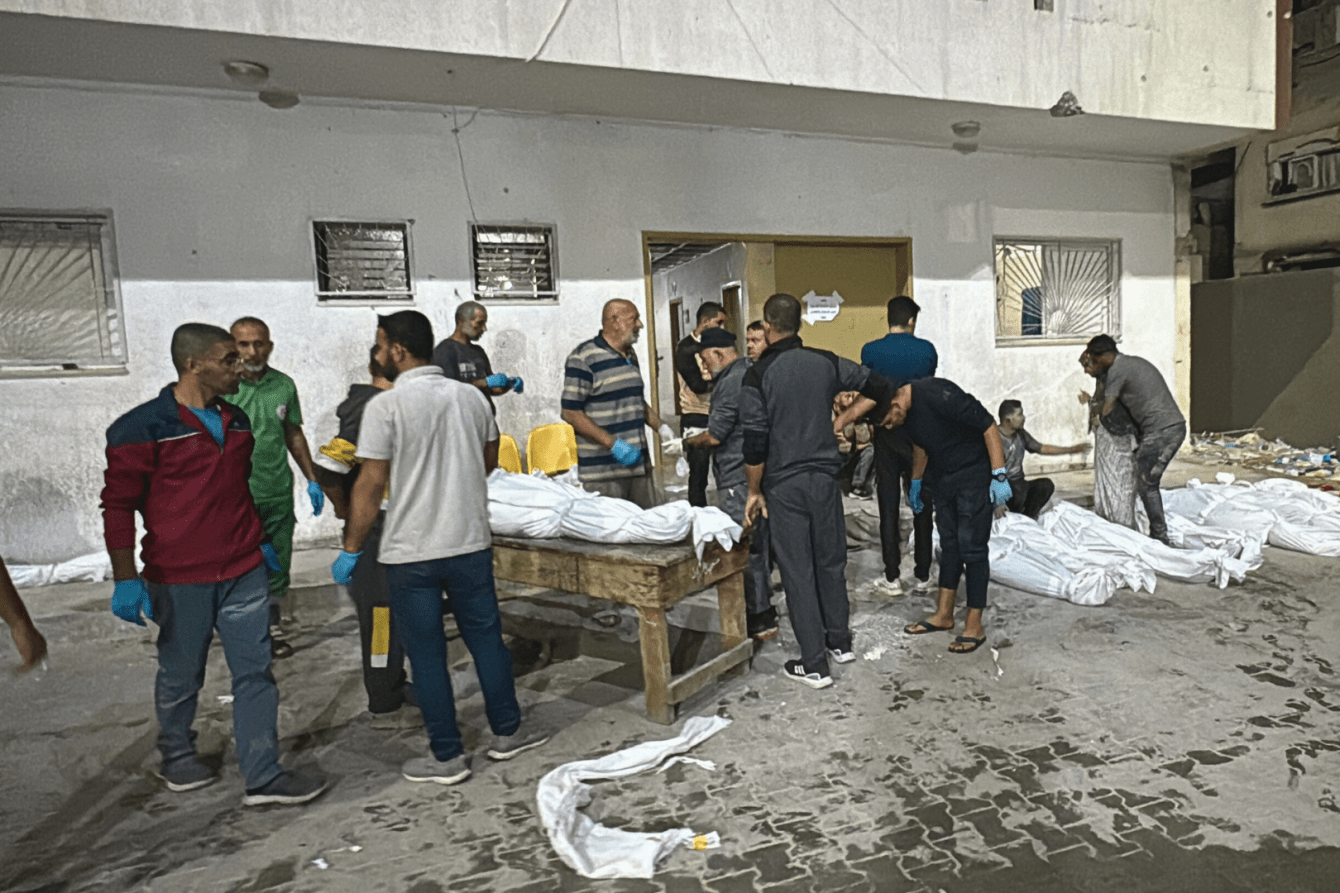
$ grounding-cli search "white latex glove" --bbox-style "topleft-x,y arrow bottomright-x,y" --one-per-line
658,423 -> 676,442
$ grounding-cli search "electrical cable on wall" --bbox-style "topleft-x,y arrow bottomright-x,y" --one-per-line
451,106 -> 479,221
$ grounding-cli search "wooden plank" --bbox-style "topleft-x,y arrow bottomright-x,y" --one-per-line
715,571 -> 747,650
637,606 -> 675,724
492,545 -> 579,592
666,639 -> 755,706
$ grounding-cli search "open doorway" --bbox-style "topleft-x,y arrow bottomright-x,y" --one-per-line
642,233 -> 912,436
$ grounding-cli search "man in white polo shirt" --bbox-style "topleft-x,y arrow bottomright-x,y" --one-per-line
332,310 -> 548,785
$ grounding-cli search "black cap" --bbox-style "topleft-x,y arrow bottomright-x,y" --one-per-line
699,328 -> 738,348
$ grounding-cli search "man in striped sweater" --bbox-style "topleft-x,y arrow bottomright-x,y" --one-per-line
561,299 -> 673,509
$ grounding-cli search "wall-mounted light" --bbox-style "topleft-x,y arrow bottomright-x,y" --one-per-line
258,89 -> 300,110
951,120 -> 981,140
222,60 -> 270,87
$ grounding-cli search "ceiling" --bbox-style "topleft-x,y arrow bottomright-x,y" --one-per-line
648,242 -> 731,274
0,12 -> 1262,162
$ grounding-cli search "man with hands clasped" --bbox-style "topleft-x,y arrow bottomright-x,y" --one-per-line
101,323 -> 326,805
332,311 -> 548,786
838,376 -> 1010,654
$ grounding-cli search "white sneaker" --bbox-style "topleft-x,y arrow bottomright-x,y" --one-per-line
827,648 -> 856,664
869,577 -> 904,596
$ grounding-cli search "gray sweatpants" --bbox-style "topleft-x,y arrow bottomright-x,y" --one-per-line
717,483 -> 774,617
765,470 -> 851,673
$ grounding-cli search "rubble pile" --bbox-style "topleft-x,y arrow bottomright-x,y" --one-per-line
1190,430 -> 1338,485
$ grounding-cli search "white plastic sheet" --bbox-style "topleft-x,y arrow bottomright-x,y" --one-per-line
988,513 -> 1151,606
536,715 -> 730,879
486,470 -> 742,556
8,551 -> 113,589
1163,476 -> 1340,557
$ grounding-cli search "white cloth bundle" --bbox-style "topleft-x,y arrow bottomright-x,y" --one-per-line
1163,475 -> 1340,557
536,715 -> 730,879
988,513 -> 1151,606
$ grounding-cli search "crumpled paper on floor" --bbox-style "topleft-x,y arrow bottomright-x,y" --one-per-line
536,715 -> 730,879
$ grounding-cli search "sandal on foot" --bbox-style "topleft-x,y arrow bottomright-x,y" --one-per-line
949,635 -> 986,654
905,619 -> 954,635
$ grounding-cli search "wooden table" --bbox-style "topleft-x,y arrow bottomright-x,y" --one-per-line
492,535 -> 754,723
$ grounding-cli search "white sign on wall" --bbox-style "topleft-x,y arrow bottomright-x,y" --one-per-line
801,290 -> 844,325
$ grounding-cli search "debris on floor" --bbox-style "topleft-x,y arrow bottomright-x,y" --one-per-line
1190,430 -> 1339,484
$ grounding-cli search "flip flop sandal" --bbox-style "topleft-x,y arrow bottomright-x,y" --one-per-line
949,635 -> 986,654
905,619 -> 954,635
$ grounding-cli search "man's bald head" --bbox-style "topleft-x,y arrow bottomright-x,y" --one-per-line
600,299 -> 643,352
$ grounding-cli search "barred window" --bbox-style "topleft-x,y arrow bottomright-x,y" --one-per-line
0,213 -> 127,370
470,223 -> 557,300
995,238 -> 1120,343
313,221 -> 413,301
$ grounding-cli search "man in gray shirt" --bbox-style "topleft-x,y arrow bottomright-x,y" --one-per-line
332,310 -> 548,786
683,328 -> 776,640
1086,334 -> 1186,545
997,399 -> 1087,519
742,294 -> 895,689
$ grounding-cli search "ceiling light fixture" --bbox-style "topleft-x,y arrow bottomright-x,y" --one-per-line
951,120 -> 981,139
222,60 -> 270,87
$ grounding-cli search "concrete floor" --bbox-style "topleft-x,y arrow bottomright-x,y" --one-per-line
3,456 -> 1340,892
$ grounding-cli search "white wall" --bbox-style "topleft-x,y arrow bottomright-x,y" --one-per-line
0,82 -> 1175,561
2,0 -> 1277,130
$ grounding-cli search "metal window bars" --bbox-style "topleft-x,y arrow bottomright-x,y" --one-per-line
470,223 -> 557,299
995,238 -> 1120,343
313,221 -> 413,299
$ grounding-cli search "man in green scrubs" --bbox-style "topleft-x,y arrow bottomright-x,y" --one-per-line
227,317 -> 324,658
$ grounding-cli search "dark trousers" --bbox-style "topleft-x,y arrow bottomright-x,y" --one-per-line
680,415 -> 712,508
348,516 -> 410,713
1006,477 -> 1055,520
147,564 -> 281,790
767,471 -> 850,674
873,427 -> 933,582
718,483 -> 774,617
934,481 -> 993,611
1136,423 -> 1186,541
384,548 -> 520,762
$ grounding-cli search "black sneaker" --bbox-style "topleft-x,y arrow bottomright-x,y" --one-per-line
781,659 -> 833,689
746,608 -> 779,640
155,756 -> 217,792
270,627 -> 294,659
243,769 -> 329,807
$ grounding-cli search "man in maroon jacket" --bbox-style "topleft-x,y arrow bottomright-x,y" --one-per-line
101,323 -> 326,806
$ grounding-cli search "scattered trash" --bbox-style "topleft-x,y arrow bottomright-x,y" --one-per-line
657,756 -> 717,773
1190,430 -> 1340,484
217,695 -> 234,705
311,858 -> 329,870
682,832 -> 720,850
536,715 -> 730,879
989,646 -> 1004,678
862,645 -> 888,661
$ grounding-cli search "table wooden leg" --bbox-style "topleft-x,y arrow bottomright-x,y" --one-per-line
636,605 -> 675,724
716,570 -> 747,649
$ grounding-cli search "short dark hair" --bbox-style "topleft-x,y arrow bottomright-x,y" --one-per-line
378,310 -> 434,360
696,302 -> 726,325
1086,334 -> 1118,356
171,323 -> 233,373
455,301 -> 487,323
746,320 -> 764,332
887,296 -> 920,328
230,316 -> 269,337
998,399 -> 1023,421
763,293 -> 801,336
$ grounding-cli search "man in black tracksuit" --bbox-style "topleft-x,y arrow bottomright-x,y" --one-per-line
846,377 -> 1011,654
742,294 -> 895,689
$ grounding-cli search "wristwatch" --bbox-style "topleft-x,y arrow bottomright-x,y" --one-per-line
992,471 -> 1008,483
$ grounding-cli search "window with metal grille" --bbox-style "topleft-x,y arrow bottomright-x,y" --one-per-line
313,220 -> 413,301
994,238 -> 1121,343
470,223 -> 557,300
0,213 -> 127,370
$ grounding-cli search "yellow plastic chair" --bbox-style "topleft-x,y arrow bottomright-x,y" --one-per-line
527,423 -> 579,475
498,434 -> 524,474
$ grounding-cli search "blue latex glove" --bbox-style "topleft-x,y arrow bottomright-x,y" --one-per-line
331,550 -> 362,585
510,376 -> 524,394
908,479 -> 924,514
485,373 -> 510,388
989,468 -> 1013,507
611,438 -> 642,467
260,541 -> 283,573
112,578 -> 153,627
307,479 -> 325,516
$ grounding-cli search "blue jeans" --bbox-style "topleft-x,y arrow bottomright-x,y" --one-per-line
384,549 -> 520,761
147,563 -> 281,790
